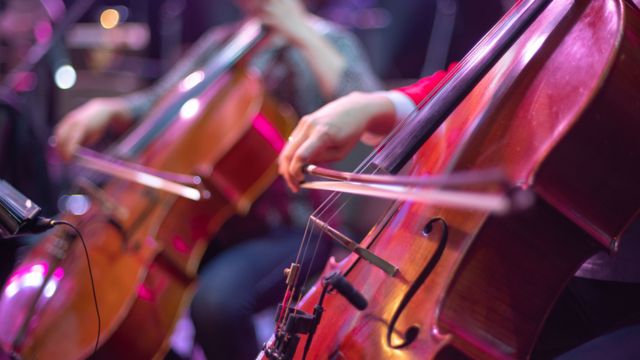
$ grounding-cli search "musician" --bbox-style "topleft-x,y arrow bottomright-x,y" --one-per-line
279,71 -> 640,358
54,0 -> 381,359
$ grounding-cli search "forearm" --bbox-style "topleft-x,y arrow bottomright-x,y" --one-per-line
289,19 -> 348,99
102,97 -> 135,125
321,26 -> 382,98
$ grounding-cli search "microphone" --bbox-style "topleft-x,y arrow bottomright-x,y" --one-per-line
0,179 -> 55,238
324,272 -> 368,311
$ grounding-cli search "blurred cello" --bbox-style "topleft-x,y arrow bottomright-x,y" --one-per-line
263,0 -> 640,359
0,19 -> 295,359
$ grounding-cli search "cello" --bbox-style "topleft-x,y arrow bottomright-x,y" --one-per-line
263,0 -> 640,359
0,19 -> 295,359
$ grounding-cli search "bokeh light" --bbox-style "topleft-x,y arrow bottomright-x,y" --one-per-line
54,65 -> 77,90
100,8 -> 120,29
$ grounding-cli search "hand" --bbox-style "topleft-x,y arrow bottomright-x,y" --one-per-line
278,91 -> 397,192
53,97 -> 132,161
258,0 -> 311,45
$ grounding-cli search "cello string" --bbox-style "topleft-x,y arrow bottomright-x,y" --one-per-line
285,56 -> 455,310
296,0 -> 540,271
284,79 -> 458,314
288,168 -> 391,315
282,215 -> 326,324
278,1 -> 560,353
289,161 -> 397,310
291,0 -> 519,228
282,96 -> 434,321
357,0 -> 528,163
289,10 -> 521,298
296,192 -> 355,297
283,0 -> 505,311
286,184 -> 355,314
295,0 -> 532,219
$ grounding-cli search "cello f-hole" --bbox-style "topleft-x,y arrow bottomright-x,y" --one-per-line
423,221 -> 435,236
387,217 -> 448,349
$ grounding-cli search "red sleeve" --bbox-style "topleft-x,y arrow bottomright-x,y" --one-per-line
395,63 -> 456,105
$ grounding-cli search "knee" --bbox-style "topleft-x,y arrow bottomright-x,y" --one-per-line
191,287 -> 236,323
190,286 -> 251,332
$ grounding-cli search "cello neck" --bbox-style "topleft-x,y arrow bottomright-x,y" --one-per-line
113,18 -> 269,158
374,0 -> 552,174
200,18 -> 269,81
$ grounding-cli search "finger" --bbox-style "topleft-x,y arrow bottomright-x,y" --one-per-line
279,142 -> 299,191
278,123 -> 305,174
53,120 -> 74,160
62,127 -> 84,161
305,145 -> 348,164
285,116 -> 310,145
53,123 -> 66,150
279,120 -> 313,191
280,133 -> 309,192
288,131 -> 329,187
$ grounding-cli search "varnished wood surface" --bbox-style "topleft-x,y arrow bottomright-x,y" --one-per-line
262,1 -> 640,359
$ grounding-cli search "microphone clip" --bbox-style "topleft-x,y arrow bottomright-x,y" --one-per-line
264,271 -> 368,360
0,179 -> 54,238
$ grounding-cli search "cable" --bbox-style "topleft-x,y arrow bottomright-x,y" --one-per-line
51,220 -> 101,356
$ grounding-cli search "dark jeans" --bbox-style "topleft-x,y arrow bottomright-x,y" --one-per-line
532,277 -> 640,359
190,227 -> 332,360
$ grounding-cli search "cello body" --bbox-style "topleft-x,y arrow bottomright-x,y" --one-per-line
0,50 -> 295,360
267,0 -> 640,358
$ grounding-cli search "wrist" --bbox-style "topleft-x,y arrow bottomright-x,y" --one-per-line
346,92 -> 397,140
92,97 -> 135,131
101,98 -> 133,120
351,91 -> 395,120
